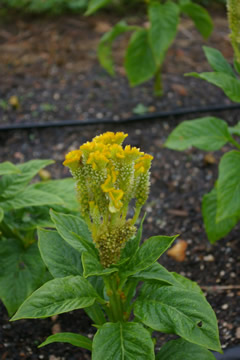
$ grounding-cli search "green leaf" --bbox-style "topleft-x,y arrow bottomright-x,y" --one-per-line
171,272 -> 203,294
120,215 -> 145,261
229,121 -> 240,136
156,338 -> 217,360
180,2 -> 213,39
31,178 -> 79,211
0,207 -> 3,223
125,29 -> 157,86
131,262 -> 176,285
39,332 -> 92,351
120,235 -> 178,278
165,117 -> 232,151
98,20 -> 135,76
11,275 -> 105,320
187,72 -> 240,102
217,150 -> 240,221
202,187 -> 239,243
82,252 -> 117,278
2,188 -> 63,210
0,161 -> 20,175
50,210 -> 97,256
85,0 -> 111,15
132,262 -> 203,294
148,1 -> 180,65
234,58 -> 240,74
92,322 -> 155,360
0,159 -> 54,199
203,46 -> 236,77
0,239 -> 46,316
38,229 -> 83,278
134,283 -> 221,352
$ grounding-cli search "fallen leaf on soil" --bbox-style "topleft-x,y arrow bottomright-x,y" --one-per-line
204,153 -> 216,165
9,95 -> 20,108
94,21 -> 112,33
167,240 -> 188,262
52,323 -> 61,335
171,83 -> 188,96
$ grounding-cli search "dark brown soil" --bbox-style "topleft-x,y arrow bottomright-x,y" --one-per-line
0,9 -> 240,360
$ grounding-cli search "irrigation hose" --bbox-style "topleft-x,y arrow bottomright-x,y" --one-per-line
0,103 -> 240,131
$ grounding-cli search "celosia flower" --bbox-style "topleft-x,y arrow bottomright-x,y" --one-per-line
64,132 -> 153,267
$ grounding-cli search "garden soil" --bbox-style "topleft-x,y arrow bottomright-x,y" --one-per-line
0,8 -> 240,360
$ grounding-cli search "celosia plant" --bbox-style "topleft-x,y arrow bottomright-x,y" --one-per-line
165,0 -> 240,244
11,133 -> 221,359
63,132 -> 152,267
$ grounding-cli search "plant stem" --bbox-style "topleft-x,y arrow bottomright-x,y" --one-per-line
84,304 -> 106,325
154,66 -> 163,96
229,137 -> 240,150
105,274 -> 124,322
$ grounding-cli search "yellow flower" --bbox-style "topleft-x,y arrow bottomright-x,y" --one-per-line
87,151 -> 109,170
93,132 -> 128,145
63,150 -> 82,168
63,131 -> 153,267
108,189 -> 124,213
135,154 -> 153,175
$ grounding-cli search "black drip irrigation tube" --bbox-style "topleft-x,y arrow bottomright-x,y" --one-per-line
0,103 -> 240,131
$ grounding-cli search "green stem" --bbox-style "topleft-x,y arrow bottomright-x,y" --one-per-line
154,66 -> 163,96
229,137 -> 240,150
105,274 -> 124,322
84,304 -> 106,325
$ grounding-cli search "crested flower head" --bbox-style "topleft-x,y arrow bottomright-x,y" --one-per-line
63,132 -> 153,267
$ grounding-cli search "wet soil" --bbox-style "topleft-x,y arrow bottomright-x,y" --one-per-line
0,8 -> 240,360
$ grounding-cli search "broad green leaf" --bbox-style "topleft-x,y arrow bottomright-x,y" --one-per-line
85,0 -> 111,15
2,188 -> 63,210
229,121 -> 240,136
165,117 -> 232,151
125,29 -> 157,86
148,1 -> 180,65
31,178 -> 79,211
82,252 -> 117,278
39,332 -> 92,350
0,159 -> 54,199
50,210 -> 97,256
92,322 -> 155,360
0,207 -> 3,223
171,272 -> 203,294
98,20 -> 135,76
120,235 -> 178,278
0,239 -> 46,316
180,2 -> 213,39
11,275 -> 105,320
134,283 -> 221,352
187,72 -> 240,102
1,206 -> 54,234
0,161 -> 20,175
156,338 -> 217,360
131,262 -> 176,285
132,262 -> 203,294
202,188 -> 239,243
217,151 -> 240,221
120,215 -> 145,261
38,229 -> 83,278
203,46 -> 236,77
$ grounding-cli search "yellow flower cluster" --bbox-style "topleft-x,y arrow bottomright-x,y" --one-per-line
63,132 -> 153,267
